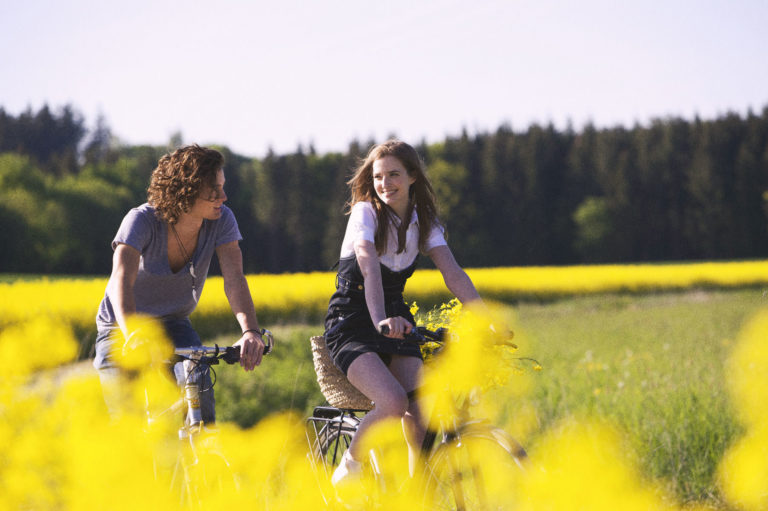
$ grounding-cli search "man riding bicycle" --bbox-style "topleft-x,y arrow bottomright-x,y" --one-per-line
93,144 -> 266,423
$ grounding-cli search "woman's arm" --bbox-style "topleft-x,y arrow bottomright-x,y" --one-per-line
216,240 -> 264,371
428,245 -> 481,304
106,243 -> 140,338
354,239 -> 412,338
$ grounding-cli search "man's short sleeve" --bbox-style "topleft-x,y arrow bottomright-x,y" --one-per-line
112,207 -> 155,252
215,206 -> 242,247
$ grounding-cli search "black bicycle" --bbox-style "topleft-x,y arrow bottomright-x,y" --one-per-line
307,326 -> 529,510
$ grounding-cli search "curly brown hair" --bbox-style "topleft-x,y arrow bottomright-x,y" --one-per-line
347,139 -> 442,255
147,144 -> 224,224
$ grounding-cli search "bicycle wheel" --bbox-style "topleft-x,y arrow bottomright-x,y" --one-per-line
316,422 -> 357,471
171,431 -> 240,509
422,425 -> 527,511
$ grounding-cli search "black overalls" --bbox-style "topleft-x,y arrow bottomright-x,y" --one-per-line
324,256 -> 422,375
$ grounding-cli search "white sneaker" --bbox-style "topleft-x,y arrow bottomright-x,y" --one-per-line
331,451 -> 363,486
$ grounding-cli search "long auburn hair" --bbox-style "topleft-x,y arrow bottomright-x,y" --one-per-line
147,144 -> 223,224
347,139 -> 442,255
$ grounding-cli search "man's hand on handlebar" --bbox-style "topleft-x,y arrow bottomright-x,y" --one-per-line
235,329 -> 265,371
377,317 -> 413,339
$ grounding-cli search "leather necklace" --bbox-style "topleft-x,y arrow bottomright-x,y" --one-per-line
170,223 -> 196,291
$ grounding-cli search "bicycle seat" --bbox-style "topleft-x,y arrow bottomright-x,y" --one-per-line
312,406 -> 343,419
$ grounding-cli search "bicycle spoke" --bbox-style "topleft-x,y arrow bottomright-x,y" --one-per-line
317,424 -> 356,470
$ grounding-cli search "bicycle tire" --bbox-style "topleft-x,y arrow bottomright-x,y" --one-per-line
422,425 -> 527,511
316,422 -> 357,471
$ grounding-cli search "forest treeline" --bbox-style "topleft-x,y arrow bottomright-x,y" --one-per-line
1,104 -> 767,275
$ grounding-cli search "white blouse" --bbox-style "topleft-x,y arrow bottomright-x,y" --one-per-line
340,201 -> 447,271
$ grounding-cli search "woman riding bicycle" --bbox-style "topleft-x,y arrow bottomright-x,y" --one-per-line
323,139 -> 483,485
93,144 -> 267,423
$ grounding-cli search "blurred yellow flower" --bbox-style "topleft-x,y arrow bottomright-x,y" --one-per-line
0,317 -> 78,379
420,301 -> 532,428
718,308 -> 768,510
111,314 -> 174,371
516,419 -> 675,511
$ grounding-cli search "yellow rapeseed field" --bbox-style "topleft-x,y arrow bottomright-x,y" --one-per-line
3,295 -> 766,509
2,260 -> 767,336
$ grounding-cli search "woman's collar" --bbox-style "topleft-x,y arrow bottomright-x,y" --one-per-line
409,208 -> 419,226
391,207 -> 419,227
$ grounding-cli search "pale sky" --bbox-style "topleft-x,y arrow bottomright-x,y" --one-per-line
1,0 -> 766,158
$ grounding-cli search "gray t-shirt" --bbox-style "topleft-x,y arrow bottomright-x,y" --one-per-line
96,203 -> 242,328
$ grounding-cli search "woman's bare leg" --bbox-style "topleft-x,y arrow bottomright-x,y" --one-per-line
345,352 -> 409,461
388,355 -> 426,474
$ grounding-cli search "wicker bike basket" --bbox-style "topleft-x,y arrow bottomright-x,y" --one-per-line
310,335 -> 373,410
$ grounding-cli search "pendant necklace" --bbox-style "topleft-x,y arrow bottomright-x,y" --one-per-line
171,223 -> 196,292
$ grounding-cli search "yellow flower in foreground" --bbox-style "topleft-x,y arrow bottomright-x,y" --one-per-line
1,317 -> 329,511
111,314 -> 174,371
719,425 -> 768,511
517,419 -> 675,511
723,308 -> 768,427
420,301 -> 530,428
0,317 -> 78,378
719,308 -> 768,510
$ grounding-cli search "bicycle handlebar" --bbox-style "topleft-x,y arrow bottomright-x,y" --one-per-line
173,328 -> 274,365
378,325 -> 446,344
379,324 -> 517,349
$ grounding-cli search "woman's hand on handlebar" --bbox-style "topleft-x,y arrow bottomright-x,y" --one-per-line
235,329 -> 265,371
378,317 -> 413,339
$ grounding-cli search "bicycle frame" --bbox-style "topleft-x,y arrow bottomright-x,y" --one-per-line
144,329 -> 274,507
141,329 -> 275,437
307,326 -> 528,508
